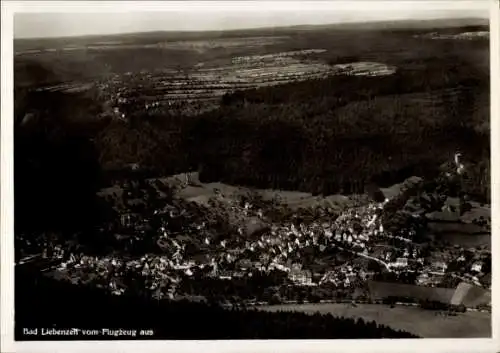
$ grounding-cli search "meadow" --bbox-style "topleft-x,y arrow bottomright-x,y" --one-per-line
258,302 -> 491,338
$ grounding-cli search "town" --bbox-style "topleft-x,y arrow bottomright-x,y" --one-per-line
18,163 -> 491,314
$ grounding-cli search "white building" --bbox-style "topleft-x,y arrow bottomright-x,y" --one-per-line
471,261 -> 483,273
390,258 -> 408,269
289,269 -> 313,286
432,261 -> 448,273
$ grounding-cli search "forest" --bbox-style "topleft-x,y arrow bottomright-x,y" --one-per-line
14,23 -> 490,233
100,55 -> 487,196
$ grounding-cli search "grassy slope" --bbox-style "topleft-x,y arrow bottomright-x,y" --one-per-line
367,280 -> 456,303
258,303 -> 491,338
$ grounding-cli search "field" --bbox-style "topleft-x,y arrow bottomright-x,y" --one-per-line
367,280 -> 456,303
258,303 -> 491,338
24,48 -> 399,108
451,282 -> 492,307
367,280 -> 490,306
99,171 -> 359,211
435,233 -> 491,250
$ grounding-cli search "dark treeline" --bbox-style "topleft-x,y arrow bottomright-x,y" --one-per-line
14,90 -> 110,234
178,275 -> 369,305
15,268 -> 418,340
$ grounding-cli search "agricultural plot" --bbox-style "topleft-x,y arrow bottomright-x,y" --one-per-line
451,282 -> 491,307
367,280 -> 490,307
160,172 -> 356,211
367,280 -> 456,304
258,303 -> 491,338
427,222 -> 487,234
436,233 -> 491,250
91,48 -> 400,107
36,82 -> 95,93
416,31 -> 490,40
15,36 -> 291,56
460,202 -> 491,224
331,62 -> 396,76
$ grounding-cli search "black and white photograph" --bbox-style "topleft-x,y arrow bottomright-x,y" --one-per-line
1,0 -> 499,351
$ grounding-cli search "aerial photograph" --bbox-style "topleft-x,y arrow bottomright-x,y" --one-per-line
12,2 -> 491,341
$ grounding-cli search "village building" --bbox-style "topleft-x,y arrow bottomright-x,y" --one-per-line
390,257 -> 408,269
431,261 -> 448,274
289,268 -> 313,286
471,261 -> 483,273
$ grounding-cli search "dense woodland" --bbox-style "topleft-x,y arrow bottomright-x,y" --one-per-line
14,46 -> 490,236
14,25 -> 490,254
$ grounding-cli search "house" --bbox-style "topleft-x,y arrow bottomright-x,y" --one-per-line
352,243 -> 364,252
120,212 -> 142,228
346,272 -> 357,284
289,269 -> 313,286
385,251 -> 393,261
358,269 -> 368,280
390,258 -> 408,269
218,271 -> 232,280
471,261 -> 483,273
120,213 -> 132,227
344,276 -> 352,287
431,261 -> 448,273
398,258 -> 409,267
319,271 -> 339,285
416,273 -> 430,285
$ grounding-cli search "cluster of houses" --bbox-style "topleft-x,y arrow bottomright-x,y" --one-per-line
319,264 -> 368,288
110,189 -> 420,288
32,166 -> 490,304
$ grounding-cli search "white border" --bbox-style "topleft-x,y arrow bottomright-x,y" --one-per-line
4,1 -> 493,13
1,1 -> 499,353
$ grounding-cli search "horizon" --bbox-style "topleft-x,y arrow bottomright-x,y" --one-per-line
13,1 -> 490,39
13,16 -> 490,42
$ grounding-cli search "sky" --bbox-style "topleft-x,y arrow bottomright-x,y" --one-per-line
12,1 -> 490,39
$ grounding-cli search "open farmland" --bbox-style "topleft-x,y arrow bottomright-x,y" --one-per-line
100,171 -> 358,211
15,36 -> 291,56
451,282 -> 492,308
34,51 -> 397,105
416,30 -> 490,40
258,303 -> 491,338
436,233 -> 491,250
368,280 -> 456,304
